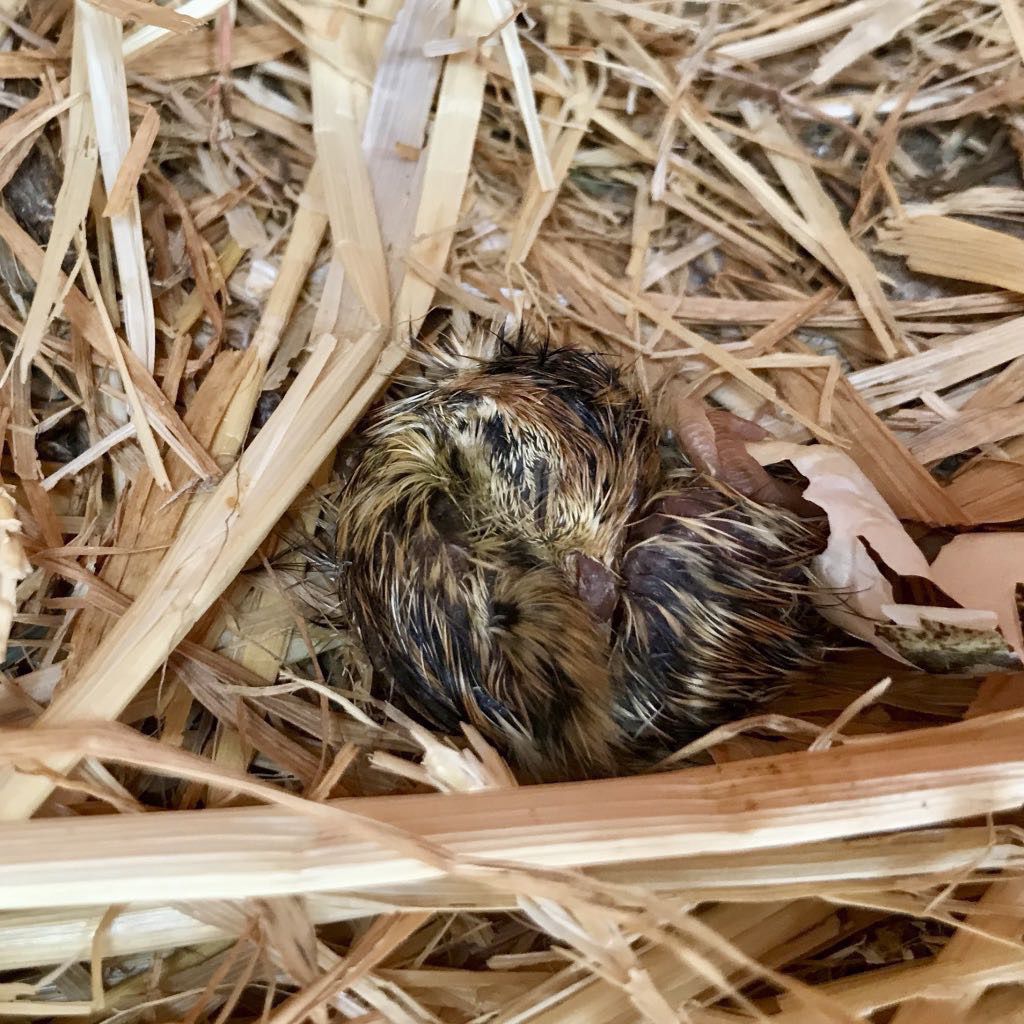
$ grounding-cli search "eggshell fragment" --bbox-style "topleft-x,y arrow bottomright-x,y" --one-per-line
748,440 -> 1022,672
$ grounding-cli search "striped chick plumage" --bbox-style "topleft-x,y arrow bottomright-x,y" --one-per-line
335,326 -> 826,779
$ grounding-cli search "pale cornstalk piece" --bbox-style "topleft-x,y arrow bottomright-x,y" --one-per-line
461,899 -> 840,1024
41,407 -> 133,491
904,185 -> 1024,218
52,348 -> 254,675
907,402 -> 1024,465
359,0 -> 452,298
716,0 -> 892,61
879,214 -> 1024,294
487,0 -> 555,191
0,0 -> 26,42
76,235 -> 169,489
849,313 -> 1024,412
0,331 -> 344,819
196,147 -> 267,252
1002,0 -> 1024,63
891,679 -> 1024,1024
220,166 -> 327,452
809,0 -> 927,86
535,240 -> 843,444
395,0 -> 491,327
89,0 -> 199,33
770,359 -> 971,526
0,825 -> 1019,971
120,0 -> 231,60
100,103 -> 159,219
646,291 -> 1021,328
538,0 -> 569,128
77,0 -> 156,370
0,206 -> 219,478
3,711 -> 1024,905
508,69 -> 606,266
265,912 -> 430,1024
945,459 -> 1024,524
0,485 -> 29,662
307,5 -> 389,326
0,92 -> 78,169
2,15 -> 168,490
774,934 -> 1024,1022
676,99 -> 843,265
124,21 -> 295,81
403,724 -> 675,1024
493,53 -> 793,272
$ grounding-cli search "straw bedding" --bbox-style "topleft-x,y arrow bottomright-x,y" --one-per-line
2,1 -> 1024,1021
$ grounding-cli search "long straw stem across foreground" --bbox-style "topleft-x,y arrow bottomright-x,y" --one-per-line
1,710 -> 1023,910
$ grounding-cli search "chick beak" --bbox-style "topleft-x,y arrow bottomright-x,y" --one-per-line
569,552 -> 618,623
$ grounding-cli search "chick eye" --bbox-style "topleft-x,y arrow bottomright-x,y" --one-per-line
490,600 -> 520,630
427,490 -> 469,543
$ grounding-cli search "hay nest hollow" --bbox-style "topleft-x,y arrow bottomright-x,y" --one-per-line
2,2 -> 1024,1022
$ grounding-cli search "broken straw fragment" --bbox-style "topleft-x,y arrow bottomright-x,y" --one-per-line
0,486 -> 30,662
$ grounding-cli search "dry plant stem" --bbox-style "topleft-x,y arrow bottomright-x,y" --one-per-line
946,459 -> 1024,524
266,912 -> 430,1024
0,825 -> 1015,971
715,0 -> 888,63
0,333 -> 366,819
2,711 -> 1024,906
395,0 -> 491,328
487,0 -> 554,191
61,351 -> 253,674
1003,0 -> 1024,62
77,237 -> 169,490
0,484 -> 29,660
12,33 -> 94,380
890,678 -> 1024,1023
77,0 -> 156,370
908,402 -> 1024,464
879,214 -> 1024,294
739,103 -> 903,358
775,357 -> 968,524
773,937 -> 1024,1023
652,293 -> 1023,328
850,313 -> 1024,412
120,0 -> 230,59
307,5 -> 389,325
533,240 -> 842,444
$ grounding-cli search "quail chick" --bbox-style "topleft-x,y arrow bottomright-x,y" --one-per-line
335,323 -> 826,780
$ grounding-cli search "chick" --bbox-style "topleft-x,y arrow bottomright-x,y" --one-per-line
335,323 -> 825,779
338,326 -> 656,779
